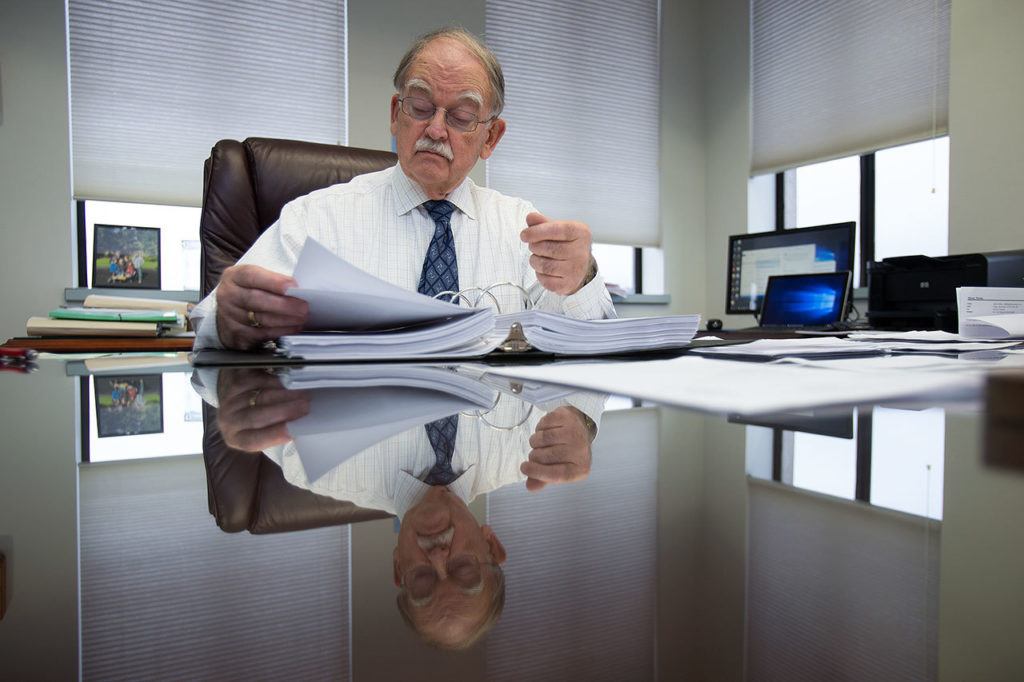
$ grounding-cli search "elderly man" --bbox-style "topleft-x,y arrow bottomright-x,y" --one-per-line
210,365 -> 603,648
190,27 -> 614,350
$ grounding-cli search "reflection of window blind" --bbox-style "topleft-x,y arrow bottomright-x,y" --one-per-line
68,0 -> 346,206
485,1 -> 660,246
485,409 -> 657,680
752,0 -> 950,174
747,480 -> 938,680
80,456 -> 348,679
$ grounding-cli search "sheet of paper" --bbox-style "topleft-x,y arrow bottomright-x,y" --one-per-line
959,314 -> 1024,340
957,287 -> 1024,337
848,330 -> 967,342
288,237 -> 476,330
691,336 -> 885,358
482,355 -> 987,415
288,385 -> 483,482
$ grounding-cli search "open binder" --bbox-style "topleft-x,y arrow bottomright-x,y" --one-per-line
275,238 -> 701,361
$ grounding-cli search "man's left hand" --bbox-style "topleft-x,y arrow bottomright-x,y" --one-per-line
521,212 -> 595,295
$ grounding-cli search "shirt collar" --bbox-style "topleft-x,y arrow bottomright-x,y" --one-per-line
393,465 -> 476,519
390,164 -> 478,221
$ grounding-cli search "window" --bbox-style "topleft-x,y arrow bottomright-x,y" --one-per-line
875,138 -> 950,261
744,406 -> 946,519
80,200 -> 201,292
792,429 -> 858,501
591,244 -> 665,296
793,156 -> 862,286
870,407 -> 944,520
748,137 -> 950,292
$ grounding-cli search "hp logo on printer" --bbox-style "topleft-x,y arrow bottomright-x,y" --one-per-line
919,281 -> 930,288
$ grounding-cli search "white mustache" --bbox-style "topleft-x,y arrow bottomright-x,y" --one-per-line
415,137 -> 454,161
417,526 -> 454,551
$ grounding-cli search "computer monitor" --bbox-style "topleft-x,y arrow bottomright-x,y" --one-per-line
726,222 -> 856,315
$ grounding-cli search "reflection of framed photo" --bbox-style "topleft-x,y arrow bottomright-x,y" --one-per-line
92,224 -> 161,289
94,374 -> 165,438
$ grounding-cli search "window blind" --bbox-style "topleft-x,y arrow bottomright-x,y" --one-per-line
69,0 -> 346,206
485,409 -> 657,679
80,457 -> 349,679
485,0 -> 660,246
751,0 -> 950,175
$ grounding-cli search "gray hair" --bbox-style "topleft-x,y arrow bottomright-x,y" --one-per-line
392,27 -> 506,117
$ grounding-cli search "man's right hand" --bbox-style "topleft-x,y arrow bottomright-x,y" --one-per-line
215,264 -> 309,350
216,368 -> 310,452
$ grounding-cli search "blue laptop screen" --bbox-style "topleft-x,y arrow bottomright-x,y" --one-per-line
759,272 -> 850,327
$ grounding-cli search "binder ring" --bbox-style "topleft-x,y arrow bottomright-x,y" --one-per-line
433,288 -> 500,310
480,281 -> 534,311
432,282 -> 534,313
461,391 -> 533,431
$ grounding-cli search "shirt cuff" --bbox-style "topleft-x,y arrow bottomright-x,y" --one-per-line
190,291 -> 225,350
560,272 -> 617,320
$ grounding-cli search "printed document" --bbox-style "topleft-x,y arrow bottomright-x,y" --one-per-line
957,287 -> 1024,339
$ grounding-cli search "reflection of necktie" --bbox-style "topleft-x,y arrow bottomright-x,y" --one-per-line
418,200 -> 459,301
424,415 -> 459,486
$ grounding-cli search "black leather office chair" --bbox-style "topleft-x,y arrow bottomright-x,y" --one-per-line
199,137 -> 397,297
198,138 -> 397,532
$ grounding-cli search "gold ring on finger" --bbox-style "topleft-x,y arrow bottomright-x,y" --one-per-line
248,388 -> 263,408
247,310 -> 262,328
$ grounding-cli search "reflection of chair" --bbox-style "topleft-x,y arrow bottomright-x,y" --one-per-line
202,404 -> 391,533
200,137 -> 397,296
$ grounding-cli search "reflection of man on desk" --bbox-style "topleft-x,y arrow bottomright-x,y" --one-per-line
211,367 -> 602,649
191,27 -> 614,351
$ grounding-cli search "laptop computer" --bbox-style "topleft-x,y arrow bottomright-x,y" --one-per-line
758,271 -> 853,330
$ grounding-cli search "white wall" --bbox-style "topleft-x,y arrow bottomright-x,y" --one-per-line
348,0 -> 487,184
947,0 -> 1024,255
0,0 -> 75,342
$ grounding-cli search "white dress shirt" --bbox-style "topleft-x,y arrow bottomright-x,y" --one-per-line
191,165 -> 616,349
261,389 -> 608,518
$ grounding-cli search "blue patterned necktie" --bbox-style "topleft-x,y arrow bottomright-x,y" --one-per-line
418,200 -> 460,483
424,414 -> 459,486
417,199 -> 459,302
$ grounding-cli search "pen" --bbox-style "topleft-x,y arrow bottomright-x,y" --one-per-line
0,347 -> 39,362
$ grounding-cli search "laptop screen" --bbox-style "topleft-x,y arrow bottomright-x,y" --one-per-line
759,272 -> 852,327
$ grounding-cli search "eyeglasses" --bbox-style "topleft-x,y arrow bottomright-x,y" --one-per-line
402,554 -> 484,603
398,96 -> 495,133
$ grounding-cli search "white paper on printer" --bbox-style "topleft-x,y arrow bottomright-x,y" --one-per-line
957,287 -> 1024,338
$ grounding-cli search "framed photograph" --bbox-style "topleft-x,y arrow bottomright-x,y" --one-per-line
94,374 -> 165,438
92,224 -> 161,289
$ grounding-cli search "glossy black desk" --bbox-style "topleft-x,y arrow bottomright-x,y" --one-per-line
0,358 -> 1022,680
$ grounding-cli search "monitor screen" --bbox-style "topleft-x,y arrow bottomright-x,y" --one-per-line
726,222 -> 855,315
759,271 -> 852,327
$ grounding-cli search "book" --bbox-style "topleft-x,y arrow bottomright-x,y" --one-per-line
50,307 -> 184,326
83,294 -> 193,318
26,316 -> 166,337
275,238 -> 701,361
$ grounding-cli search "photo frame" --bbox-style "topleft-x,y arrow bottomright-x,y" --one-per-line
92,223 -> 161,289
94,374 -> 165,438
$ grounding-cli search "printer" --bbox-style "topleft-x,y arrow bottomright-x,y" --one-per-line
867,250 -> 1024,332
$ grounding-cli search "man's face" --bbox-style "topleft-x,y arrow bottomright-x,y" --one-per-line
390,38 -> 506,199
393,486 -> 506,644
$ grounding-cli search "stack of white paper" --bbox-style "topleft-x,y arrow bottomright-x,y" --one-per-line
277,238 -> 701,360
281,365 -> 497,482
496,310 -> 701,354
